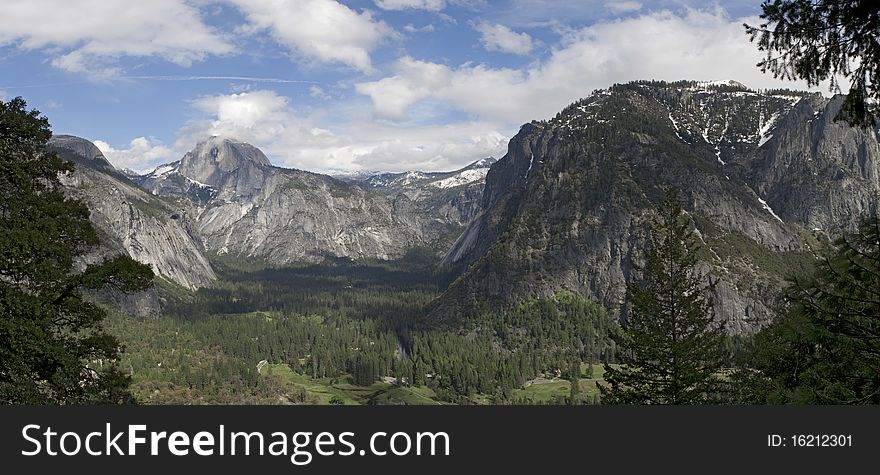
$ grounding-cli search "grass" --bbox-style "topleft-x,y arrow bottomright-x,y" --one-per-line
261,364 -> 446,405
264,362 -> 617,405
511,379 -> 604,404
263,364 -> 364,405
512,381 -> 571,403
510,363 -> 618,404
581,362 -> 610,380
370,386 -> 446,405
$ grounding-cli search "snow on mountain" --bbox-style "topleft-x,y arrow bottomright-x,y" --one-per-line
431,168 -> 490,188
758,111 -> 781,146
148,163 -> 178,177
694,79 -> 748,89
344,158 -> 497,191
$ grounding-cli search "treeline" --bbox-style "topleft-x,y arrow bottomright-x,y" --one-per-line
163,256 -> 446,331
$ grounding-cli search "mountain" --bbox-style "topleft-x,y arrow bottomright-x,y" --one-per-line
49,135 -> 218,316
57,133 -> 495,299
136,136 -> 455,265
337,158 -> 497,248
433,80 -> 880,332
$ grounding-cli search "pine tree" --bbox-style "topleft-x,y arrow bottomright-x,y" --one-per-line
601,190 -> 728,404
0,97 -> 153,404
741,214 -> 880,404
568,359 -> 580,405
745,0 -> 880,127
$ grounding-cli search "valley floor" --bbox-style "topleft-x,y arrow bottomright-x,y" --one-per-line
104,256 -> 621,405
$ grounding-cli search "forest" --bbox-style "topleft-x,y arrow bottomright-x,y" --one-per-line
109,255 -> 627,405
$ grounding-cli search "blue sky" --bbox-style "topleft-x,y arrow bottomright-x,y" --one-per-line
0,0 -> 822,173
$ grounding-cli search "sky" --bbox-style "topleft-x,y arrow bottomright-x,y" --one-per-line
0,0 -> 831,174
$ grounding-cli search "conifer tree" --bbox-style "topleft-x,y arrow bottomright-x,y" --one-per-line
741,214 -> 880,403
0,97 -> 153,404
569,359 -> 580,405
745,0 -> 880,126
601,190 -> 728,404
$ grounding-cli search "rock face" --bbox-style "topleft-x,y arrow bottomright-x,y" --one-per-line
434,80 -> 880,332
137,137 -> 494,264
745,94 -> 880,232
55,133 -> 495,303
50,136 -> 217,299
338,158 -> 497,249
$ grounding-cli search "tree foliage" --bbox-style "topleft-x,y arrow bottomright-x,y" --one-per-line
601,191 -> 728,404
119,258 -> 622,404
740,215 -> 880,404
0,97 -> 153,404
745,0 -> 880,127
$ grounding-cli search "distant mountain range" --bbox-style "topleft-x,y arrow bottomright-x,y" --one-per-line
51,79 -> 880,332
51,134 -> 495,292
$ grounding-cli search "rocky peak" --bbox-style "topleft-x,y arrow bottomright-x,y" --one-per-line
50,135 -> 217,301
177,136 -> 272,189
47,134 -> 116,173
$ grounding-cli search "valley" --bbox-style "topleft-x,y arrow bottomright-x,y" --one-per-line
44,79 -> 880,404
104,257 -> 618,405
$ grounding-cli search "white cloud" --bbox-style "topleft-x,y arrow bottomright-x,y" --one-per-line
357,8 -> 835,126
344,122 -> 507,172
190,90 -> 294,134
231,0 -> 393,73
94,137 -> 177,173
605,1 -> 642,13
404,23 -> 436,33
180,89 -> 351,170
177,89 -> 506,172
355,58 -> 455,121
474,22 -> 534,55
309,85 -> 331,99
374,0 -> 488,14
0,0 -> 234,76
374,0 -> 447,11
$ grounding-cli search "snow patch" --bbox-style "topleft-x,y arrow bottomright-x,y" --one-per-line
758,111 -> 780,146
695,79 -> 747,89
183,175 -> 212,189
668,112 -> 688,143
401,171 -> 426,185
758,197 -> 784,223
430,168 -> 489,189
771,94 -> 802,104
148,163 -> 178,178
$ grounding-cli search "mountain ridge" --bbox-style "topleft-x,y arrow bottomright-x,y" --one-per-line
432,79 -> 879,332
56,134 -> 496,285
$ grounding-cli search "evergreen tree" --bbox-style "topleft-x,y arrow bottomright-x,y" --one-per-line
745,0 -> 880,126
740,214 -> 880,404
0,97 -> 153,404
568,360 -> 580,405
601,190 -> 728,404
